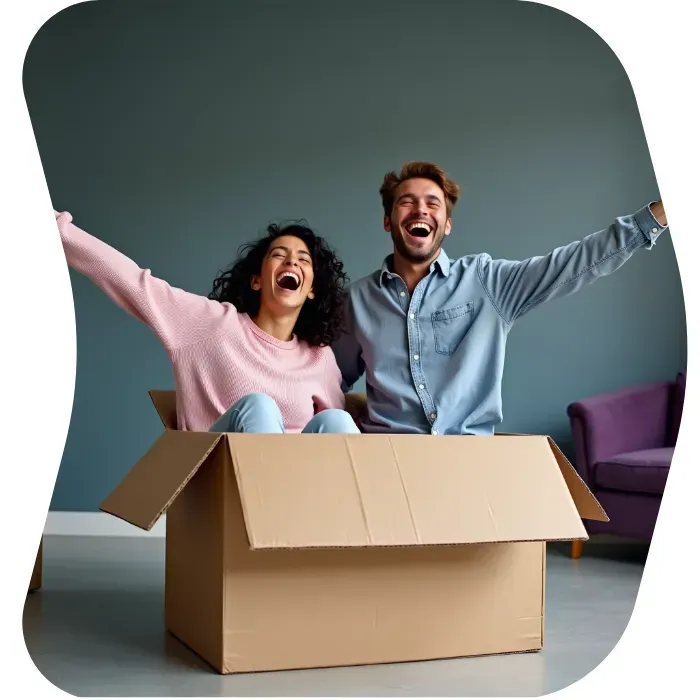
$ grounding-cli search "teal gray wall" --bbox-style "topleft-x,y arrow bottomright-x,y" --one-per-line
23,0 -> 685,512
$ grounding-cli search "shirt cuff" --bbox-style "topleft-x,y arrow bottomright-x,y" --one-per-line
634,202 -> 667,249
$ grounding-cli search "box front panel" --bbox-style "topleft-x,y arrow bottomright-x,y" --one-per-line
221,465 -> 544,673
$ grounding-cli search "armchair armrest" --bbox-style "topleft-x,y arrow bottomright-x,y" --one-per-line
567,381 -> 672,483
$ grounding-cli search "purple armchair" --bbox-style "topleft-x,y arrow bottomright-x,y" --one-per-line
566,372 -> 685,558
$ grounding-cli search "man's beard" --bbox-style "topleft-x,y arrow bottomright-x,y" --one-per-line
390,222 -> 446,264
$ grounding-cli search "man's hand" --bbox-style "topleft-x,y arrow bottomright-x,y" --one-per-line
650,200 -> 667,227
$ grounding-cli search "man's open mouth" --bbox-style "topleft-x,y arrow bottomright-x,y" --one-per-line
405,221 -> 433,238
276,271 -> 301,291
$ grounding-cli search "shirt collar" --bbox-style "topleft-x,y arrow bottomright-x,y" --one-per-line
379,249 -> 451,287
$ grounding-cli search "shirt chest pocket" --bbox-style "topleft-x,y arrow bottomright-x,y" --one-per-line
431,302 -> 475,355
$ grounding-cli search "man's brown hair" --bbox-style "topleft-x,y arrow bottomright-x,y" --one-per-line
379,161 -> 461,218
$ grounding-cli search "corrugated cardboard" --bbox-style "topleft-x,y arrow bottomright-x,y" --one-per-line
100,390 -> 607,674
29,539 -> 42,593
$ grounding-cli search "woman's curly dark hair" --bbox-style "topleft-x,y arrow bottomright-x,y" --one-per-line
208,221 -> 349,347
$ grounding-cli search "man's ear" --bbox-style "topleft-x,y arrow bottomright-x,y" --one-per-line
445,217 -> 452,236
383,216 -> 391,233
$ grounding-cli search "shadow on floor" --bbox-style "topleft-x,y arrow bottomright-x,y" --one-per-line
23,586 -> 208,676
21,535 -> 648,697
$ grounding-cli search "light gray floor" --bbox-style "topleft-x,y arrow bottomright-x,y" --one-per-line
23,535 -> 647,697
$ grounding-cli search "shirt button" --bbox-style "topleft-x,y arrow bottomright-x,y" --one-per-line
409,313 -> 415,319
430,413 -> 436,420
418,384 -> 424,390
400,291 -> 406,297
652,227 -> 658,233
431,429 -> 439,435
414,354 -> 419,360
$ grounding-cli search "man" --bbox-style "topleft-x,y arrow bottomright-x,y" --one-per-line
333,161 -> 668,435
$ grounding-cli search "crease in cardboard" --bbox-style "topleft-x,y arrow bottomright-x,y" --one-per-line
388,437 -> 421,545
344,437 -> 373,545
483,493 -> 500,539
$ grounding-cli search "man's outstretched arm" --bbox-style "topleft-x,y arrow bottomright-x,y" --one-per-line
478,201 -> 668,324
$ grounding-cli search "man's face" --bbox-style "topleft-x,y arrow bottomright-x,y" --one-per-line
384,177 -> 452,264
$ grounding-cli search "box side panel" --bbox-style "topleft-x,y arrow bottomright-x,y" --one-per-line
164,442 -> 225,671
221,474 -> 544,674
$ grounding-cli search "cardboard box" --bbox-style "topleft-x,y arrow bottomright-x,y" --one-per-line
100,390 -> 608,674
29,538 -> 42,593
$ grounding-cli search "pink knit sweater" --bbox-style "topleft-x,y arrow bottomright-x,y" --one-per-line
55,211 -> 345,432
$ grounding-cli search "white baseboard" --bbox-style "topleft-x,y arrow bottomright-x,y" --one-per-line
44,511 -> 166,537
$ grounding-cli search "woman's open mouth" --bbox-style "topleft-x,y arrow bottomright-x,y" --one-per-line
276,271 -> 301,291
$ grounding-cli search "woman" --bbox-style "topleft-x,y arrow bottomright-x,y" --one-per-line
54,210 -> 359,434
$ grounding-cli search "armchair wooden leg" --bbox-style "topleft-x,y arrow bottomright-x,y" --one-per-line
570,541 -> 583,559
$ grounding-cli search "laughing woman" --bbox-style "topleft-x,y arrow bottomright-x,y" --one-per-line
54,210 -> 359,434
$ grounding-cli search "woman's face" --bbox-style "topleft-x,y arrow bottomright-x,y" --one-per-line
252,235 -> 315,313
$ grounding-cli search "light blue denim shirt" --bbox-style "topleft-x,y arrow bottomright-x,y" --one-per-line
333,204 -> 667,435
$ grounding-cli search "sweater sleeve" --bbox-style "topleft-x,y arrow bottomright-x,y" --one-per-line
55,210 -> 234,350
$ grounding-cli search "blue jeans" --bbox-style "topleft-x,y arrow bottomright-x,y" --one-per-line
209,393 -> 360,434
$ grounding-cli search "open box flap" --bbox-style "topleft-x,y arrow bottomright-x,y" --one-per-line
497,432 -> 608,523
149,389 -> 178,430
100,430 -> 222,531
227,433 -> 591,550
546,437 -> 608,522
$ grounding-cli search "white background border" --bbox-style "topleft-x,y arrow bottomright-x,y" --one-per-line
1,1 -> 696,698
